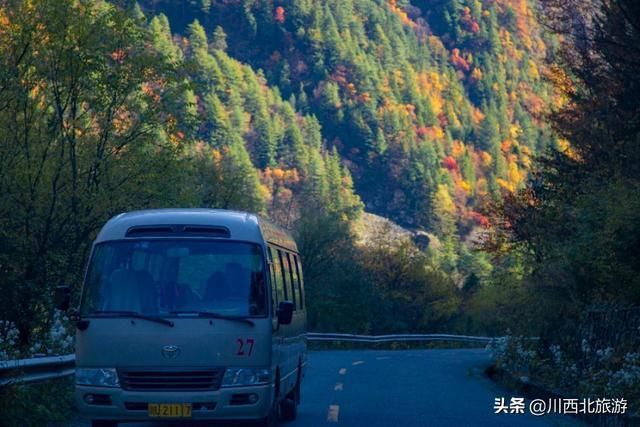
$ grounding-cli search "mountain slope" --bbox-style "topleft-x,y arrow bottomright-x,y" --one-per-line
137,0 -> 558,235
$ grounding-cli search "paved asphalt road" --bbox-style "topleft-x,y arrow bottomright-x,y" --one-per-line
74,349 -> 583,427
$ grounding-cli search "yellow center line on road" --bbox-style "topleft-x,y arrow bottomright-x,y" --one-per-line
339,368 -> 347,375
334,382 -> 344,391
327,404 -> 340,422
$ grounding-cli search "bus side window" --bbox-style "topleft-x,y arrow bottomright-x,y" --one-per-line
285,253 -> 297,310
274,249 -> 286,305
293,254 -> 304,310
267,247 -> 278,315
277,250 -> 289,302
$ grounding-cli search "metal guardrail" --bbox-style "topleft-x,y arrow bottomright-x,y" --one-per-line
0,333 -> 499,386
0,354 -> 75,386
306,332 -> 499,344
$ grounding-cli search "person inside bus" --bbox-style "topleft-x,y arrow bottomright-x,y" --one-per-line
204,271 -> 231,302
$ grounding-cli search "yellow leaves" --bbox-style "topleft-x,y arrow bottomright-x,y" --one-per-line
471,67 -> 483,82
476,177 -> 488,196
428,93 -> 444,116
451,140 -> 465,158
545,63 -> 573,108
392,69 -> 405,88
496,178 -> 513,192
509,124 -> 522,140
528,59 -> 540,80
507,161 -> 524,188
459,180 -> 473,195
471,107 -> 485,125
556,138 -> 580,160
211,148 -> 222,164
434,184 -> 456,215
168,132 -> 182,147
28,82 -> 44,100
258,183 -> 272,202
480,151 -> 492,168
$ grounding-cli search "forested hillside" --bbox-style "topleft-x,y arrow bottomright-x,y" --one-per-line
140,0 -> 557,230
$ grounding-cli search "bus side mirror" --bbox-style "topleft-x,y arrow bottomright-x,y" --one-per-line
54,285 -> 71,311
277,301 -> 294,325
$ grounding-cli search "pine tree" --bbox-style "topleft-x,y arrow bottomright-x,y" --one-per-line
212,26 -> 228,51
187,19 -> 208,53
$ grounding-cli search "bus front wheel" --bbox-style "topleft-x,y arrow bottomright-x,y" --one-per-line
280,368 -> 300,421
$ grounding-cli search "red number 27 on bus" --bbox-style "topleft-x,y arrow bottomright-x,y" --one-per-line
236,338 -> 255,356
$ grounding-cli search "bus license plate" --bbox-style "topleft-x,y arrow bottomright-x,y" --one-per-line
148,403 -> 192,418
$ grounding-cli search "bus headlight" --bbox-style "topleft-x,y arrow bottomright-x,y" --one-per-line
222,368 -> 270,387
75,368 -> 120,387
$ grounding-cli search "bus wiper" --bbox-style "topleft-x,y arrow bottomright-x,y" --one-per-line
169,311 -> 255,326
88,310 -> 174,327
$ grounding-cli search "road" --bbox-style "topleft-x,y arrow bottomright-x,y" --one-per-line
73,349 -> 582,427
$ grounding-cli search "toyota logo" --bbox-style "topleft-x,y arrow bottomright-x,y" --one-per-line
161,345 -> 181,359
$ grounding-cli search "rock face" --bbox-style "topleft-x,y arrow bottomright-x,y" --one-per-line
354,212 -> 439,251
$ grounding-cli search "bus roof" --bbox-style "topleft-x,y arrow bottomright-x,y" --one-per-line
95,209 -> 298,252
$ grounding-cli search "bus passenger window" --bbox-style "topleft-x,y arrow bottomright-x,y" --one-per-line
268,247 -> 278,314
286,253 -> 297,310
293,254 -> 303,310
277,250 -> 289,301
273,249 -> 286,304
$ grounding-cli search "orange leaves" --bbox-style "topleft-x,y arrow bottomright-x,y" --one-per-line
524,92 -> 544,115
110,49 -> 126,64
274,6 -> 285,24
501,139 -> 513,154
451,140 -> 465,158
388,0 -> 416,28
480,151 -> 493,168
358,92 -> 372,103
113,107 -> 134,136
460,6 -> 480,33
416,125 -> 444,141
451,48 -> 470,72
471,107 -> 485,125
263,167 -> 300,185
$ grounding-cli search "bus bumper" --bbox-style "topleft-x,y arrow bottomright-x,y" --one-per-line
75,383 -> 274,422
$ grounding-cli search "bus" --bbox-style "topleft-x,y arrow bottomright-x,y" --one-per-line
56,209 -> 307,426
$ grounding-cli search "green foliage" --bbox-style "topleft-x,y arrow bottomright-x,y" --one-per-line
138,0 -> 555,234
0,0 -> 187,345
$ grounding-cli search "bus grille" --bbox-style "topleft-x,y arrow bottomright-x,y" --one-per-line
118,368 -> 224,391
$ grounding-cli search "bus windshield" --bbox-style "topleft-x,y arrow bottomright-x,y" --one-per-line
80,240 -> 267,317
